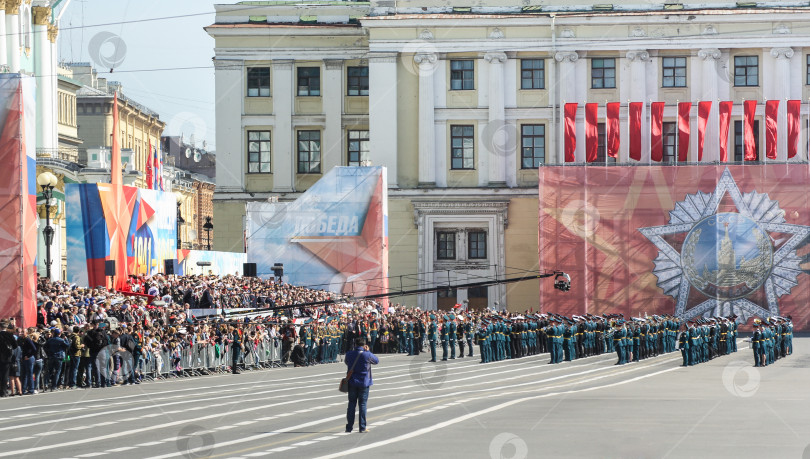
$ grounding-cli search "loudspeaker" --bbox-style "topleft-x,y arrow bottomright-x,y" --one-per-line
243,263 -> 257,277
104,260 -> 116,277
164,259 -> 177,275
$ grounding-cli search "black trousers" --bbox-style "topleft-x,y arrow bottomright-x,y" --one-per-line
0,361 -> 9,396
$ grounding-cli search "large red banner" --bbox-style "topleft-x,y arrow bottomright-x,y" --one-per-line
539,164 -> 810,331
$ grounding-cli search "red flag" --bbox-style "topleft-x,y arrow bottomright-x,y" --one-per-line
697,101 -> 711,162
585,103 -> 598,162
111,93 -> 122,186
718,101 -> 733,162
765,100 -> 779,160
606,102 -> 620,158
787,99 -> 801,159
145,139 -> 153,189
677,102 -> 691,162
650,102 -> 665,162
564,103 -> 577,162
743,100 -> 757,161
629,102 -> 642,161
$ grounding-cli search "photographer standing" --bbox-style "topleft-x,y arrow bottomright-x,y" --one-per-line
344,338 -> 379,433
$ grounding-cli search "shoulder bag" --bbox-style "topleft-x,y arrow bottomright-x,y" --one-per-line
339,351 -> 362,393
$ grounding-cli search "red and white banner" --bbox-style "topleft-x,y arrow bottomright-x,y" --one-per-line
564,103 -> 577,163
697,101 -> 711,162
585,103 -> 598,163
743,100 -> 757,161
677,102 -> 691,162
606,102 -> 620,159
650,102 -> 664,162
787,99 -> 801,159
765,100 -> 779,160
629,102 -> 643,161
718,101 -> 733,162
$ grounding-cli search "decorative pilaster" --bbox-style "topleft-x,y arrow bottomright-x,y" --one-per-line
698,48 -> 722,162
323,59 -> 343,172
484,52 -> 507,187
415,52 -> 437,187
47,23 -> 58,43
32,6 -> 50,25
555,51 -> 579,162
369,52 -> 399,187
771,47 -> 794,161
626,50 -> 649,162
271,59 -> 294,192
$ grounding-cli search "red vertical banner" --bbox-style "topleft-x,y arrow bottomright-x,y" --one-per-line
585,103 -> 598,162
744,99 -> 757,161
697,101 -> 711,162
787,99 -> 801,159
564,103 -> 577,162
718,101 -> 733,162
677,102 -> 691,162
650,102 -> 665,162
606,102 -> 620,159
629,102 -> 642,161
765,100 -> 779,160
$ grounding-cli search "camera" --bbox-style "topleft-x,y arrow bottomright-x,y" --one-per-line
554,272 -> 571,292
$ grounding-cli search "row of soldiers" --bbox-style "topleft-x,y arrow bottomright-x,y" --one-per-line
677,316 -> 739,366
751,317 -> 793,367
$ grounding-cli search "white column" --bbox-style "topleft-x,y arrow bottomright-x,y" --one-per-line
0,8 -> 7,69
415,52 -> 437,186
770,47 -> 793,161
554,51 -> 578,163
698,48 -> 721,162
271,59 -> 294,192
484,51 -> 507,187
6,1 -> 20,73
323,59 -> 343,172
49,25 -> 59,152
626,50 -> 649,163
34,8 -> 52,154
213,59 -> 245,192
369,52 -> 398,187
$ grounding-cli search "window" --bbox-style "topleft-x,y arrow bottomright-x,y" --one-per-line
297,67 -> 320,96
594,123 -> 616,163
521,124 -> 545,168
734,56 -> 758,87
450,125 -> 475,169
248,131 -> 271,173
347,66 -> 369,96
520,59 -> 545,89
437,232 -> 456,260
247,67 -> 270,97
297,130 -> 321,173
450,60 -> 474,90
347,130 -> 369,166
468,231 -> 487,259
662,122 -> 677,163
591,58 -> 616,89
662,57 -> 687,88
734,120 -> 760,162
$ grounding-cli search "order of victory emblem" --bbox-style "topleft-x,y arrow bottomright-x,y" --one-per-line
639,168 -> 810,322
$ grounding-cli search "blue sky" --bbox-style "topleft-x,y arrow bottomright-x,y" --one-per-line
58,0 -> 218,150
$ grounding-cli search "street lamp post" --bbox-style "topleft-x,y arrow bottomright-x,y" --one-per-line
36,172 -> 58,279
202,216 -> 213,251
175,193 -> 184,250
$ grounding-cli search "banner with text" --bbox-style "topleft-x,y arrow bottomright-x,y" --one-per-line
246,167 -> 388,307
66,184 -> 177,287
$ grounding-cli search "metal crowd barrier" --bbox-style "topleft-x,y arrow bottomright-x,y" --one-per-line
133,337 -> 287,382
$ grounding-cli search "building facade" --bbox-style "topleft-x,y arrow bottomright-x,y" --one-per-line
162,135 -> 216,180
207,0 -> 810,310
71,63 -> 166,190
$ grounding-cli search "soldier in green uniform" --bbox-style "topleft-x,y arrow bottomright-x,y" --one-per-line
477,323 -> 488,363
428,315 -> 438,362
412,318 -> 421,356
465,319 -> 473,357
448,314 -> 457,359
440,316 -> 449,361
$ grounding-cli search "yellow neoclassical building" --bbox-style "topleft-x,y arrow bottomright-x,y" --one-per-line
207,0 -> 810,311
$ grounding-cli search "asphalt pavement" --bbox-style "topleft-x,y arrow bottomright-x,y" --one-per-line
0,338 -> 808,459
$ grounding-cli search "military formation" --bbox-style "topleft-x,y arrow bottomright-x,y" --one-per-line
751,317 -> 794,367
285,309 -> 792,370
